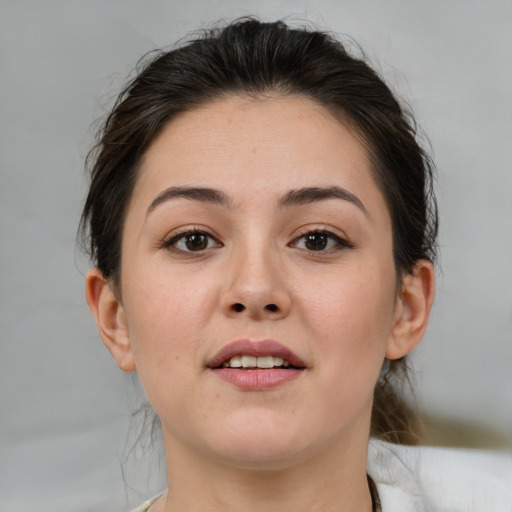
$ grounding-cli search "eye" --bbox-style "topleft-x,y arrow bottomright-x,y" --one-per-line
164,230 -> 222,253
292,230 -> 352,251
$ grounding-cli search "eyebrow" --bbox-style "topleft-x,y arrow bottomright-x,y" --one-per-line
279,186 -> 369,217
146,186 -> 232,216
146,185 -> 368,217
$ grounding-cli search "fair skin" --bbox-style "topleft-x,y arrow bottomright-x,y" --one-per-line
86,95 -> 434,512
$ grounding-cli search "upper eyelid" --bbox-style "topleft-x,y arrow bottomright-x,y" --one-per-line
292,224 -> 349,239
164,226 -> 219,241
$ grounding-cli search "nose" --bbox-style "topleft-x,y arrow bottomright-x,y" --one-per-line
220,244 -> 291,321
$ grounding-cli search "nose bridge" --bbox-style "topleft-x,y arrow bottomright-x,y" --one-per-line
221,230 -> 290,319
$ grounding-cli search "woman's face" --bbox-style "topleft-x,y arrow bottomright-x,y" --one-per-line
106,96 -> 408,468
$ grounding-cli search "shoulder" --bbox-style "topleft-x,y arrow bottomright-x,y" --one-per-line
368,439 -> 512,512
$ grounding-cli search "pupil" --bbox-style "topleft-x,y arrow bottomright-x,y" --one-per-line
305,233 -> 327,250
186,233 -> 208,251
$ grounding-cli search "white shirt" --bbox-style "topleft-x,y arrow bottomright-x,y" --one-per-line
368,439 -> 512,511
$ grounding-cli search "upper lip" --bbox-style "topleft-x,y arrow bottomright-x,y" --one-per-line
207,339 -> 307,369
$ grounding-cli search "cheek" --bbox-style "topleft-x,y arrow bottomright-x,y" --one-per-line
278,267 -> 396,438
121,266 -> 218,387
299,264 -> 396,373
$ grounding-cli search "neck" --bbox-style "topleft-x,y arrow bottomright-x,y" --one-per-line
156,429 -> 373,512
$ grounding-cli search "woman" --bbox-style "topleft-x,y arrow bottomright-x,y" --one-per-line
80,18 -> 511,512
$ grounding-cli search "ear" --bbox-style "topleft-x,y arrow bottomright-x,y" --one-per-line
85,268 -> 136,372
386,260 -> 435,360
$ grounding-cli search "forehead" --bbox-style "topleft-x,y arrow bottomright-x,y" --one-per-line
133,95 -> 385,212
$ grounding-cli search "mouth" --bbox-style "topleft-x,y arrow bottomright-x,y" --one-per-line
220,355 -> 295,369
207,339 -> 306,370
207,339 -> 306,390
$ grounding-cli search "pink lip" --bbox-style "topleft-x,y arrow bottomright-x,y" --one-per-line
207,339 -> 306,391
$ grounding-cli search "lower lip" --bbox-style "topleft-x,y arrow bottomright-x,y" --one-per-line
211,368 -> 304,390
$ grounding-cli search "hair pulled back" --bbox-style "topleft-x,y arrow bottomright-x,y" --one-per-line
80,17 -> 438,444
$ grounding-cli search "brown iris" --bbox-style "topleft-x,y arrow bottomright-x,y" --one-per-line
304,233 -> 329,251
185,233 -> 209,251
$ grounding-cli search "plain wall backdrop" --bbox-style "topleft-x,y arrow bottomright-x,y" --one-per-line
1,1 -> 511,510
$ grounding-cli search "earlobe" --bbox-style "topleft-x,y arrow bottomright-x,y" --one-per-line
386,260 -> 435,360
85,268 -> 136,372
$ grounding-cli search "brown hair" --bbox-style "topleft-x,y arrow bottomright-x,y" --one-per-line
80,18 -> 438,444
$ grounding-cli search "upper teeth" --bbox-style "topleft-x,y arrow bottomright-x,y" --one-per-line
222,355 -> 290,368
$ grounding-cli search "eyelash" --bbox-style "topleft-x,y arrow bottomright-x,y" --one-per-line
290,229 -> 354,252
162,227 -> 353,254
162,228 -> 222,253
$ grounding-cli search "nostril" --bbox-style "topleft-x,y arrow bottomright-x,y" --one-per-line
232,303 -> 245,312
265,304 -> 279,312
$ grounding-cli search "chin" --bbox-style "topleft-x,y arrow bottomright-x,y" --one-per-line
212,441 -> 312,471
200,411 -> 321,470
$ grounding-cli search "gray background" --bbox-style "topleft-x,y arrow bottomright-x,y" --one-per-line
1,1 -> 511,510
